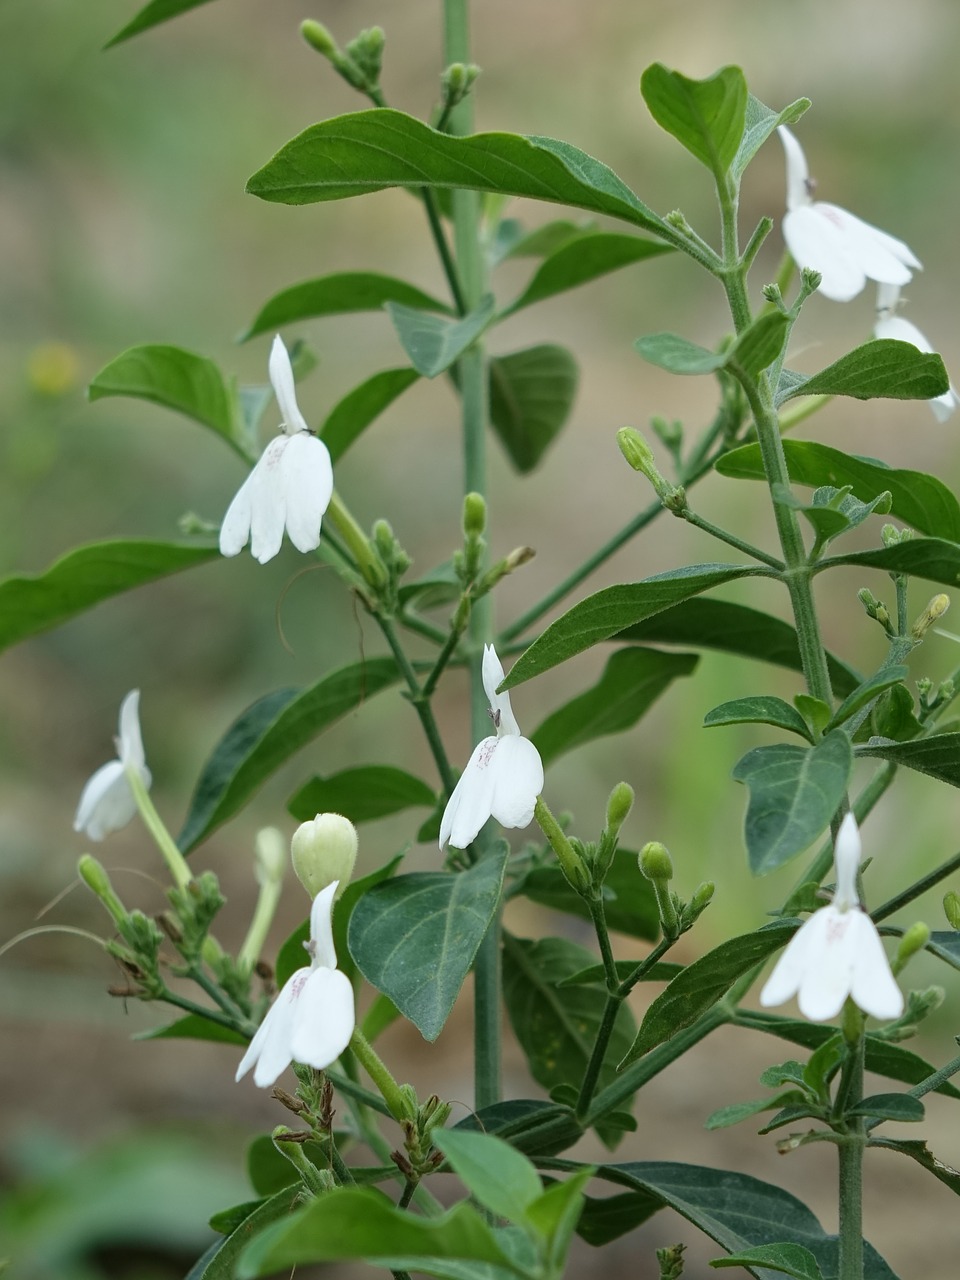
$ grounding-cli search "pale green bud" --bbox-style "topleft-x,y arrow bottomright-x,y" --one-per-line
944,891 -> 960,931
463,492 -> 486,538
301,19 -> 338,57
881,523 -> 902,547
639,841 -> 673,883
911,593 -> 950,641
605,782 -> 634,838
617,428 -> 685,511
688,880 -> 715,919
441,62 -> 480,110
291,813 -> 359,899
78,854 -> 128,930
894,921 -> 930,974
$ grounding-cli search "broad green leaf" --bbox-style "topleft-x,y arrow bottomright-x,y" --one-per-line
620,924 -> 796,1066
574,1189 -> 661,1246
732,731 -> 853,875
635,332 -> 725,375
731,312 -> 791,377
735,1010 -> 960,1099
926,931 -> 960,972
247,1135 -> 299,1197
857,733 -> 960,788
732,94 -> 810,180
704,696 -> 812,741
88,344 -> 245,457
774,485 -> 892,547
348,849 -> 508,1040
135,1013 -> 246,1047
489,345 -> 578,473
640,64 -> 747,178
617,598 -> 861,697
531,647 -> 698,765
453,1100 -> 583,1159
711,1243 -> 824,1279
177,658 -> 401,852
320,367 -> 420,463
824,538 -> 960,590
503,231 -> 671,315
524,1167 -> 594,1262
870,1138 -> 960,1196
502,935 -> 636,1143
490,218 -> 584,265
867,684 -> 923,743
715,440 -> 960,541
825,667 -> 908,733
186,1188 -> 300,1280
794,695 -> 831,738
849,1093 -> 924,1123
433,1130 -> 542,1226
235,1186 -> 522,1279
105,0 -> 217,48
502,565 -> 766,689
208,1200 -> 263,1237
241,272 -> 451,340
246,109 -> 670,238
779,339 -> 948,404
0,539 -> 219,654
387,295 -> 496,377
519,848 -> 660,941
705,1092 -> 807,1131
288,765 -> 435,824
275,854 -> 404,987
592,1161 -> 897,1279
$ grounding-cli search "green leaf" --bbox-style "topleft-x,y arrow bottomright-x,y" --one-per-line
715,440 -> 960,541
523,1167 -> 594,1263
776,485 -> 892,547
489,345 -> 578,473
559,960 -> 684,987
386,294 -> 496,377
617,598 -> 861,697
503,231 -> 671,315
348,849 -> 508,1041
88,344 -> 245,457
241,273 -> 451,341
134,1014 -> 246,1047
397,559 -> 460,611
732,731 -> 853,875
502,565 -> 765,689
704,696 -> 813,741
640,64 -> 747,178
849,1093 -> 924,1123
857,733 -> 960,789
235,1186 -> 522,1279
825,537 -> 960,590
246,1135 -> 298,1197
705,1092 -> 807,1131
105,0 -> 218,48
178,658 -> 401,852
246,109 -> 670,238
870,1138 -> 960,1196
490,218 -> 584,265
635,332 -> 725,375
592,1161 -> 898,1279
519,848 -> 660,941
209,1200 -> 263,1237
735,1010 -> 960,1100
779,339 -> 948,404
186,1187 -> 300,1280
711,1243 -> 824,1279
620,924 -> 796,1066
317,367 -> 420,464
731,312 -> 791,377
502,935 -> 636,1141
288,766 -> 435,824
574,1189 -> 661,1246
0,540 -> 219,655
926,931 -> 960,971
868,684 -> 923,743
433,1130 -> 543,1226
531,647 -> 698,765
732,94 -> 810,180
453,1100 -> 584,1159
825,668 -> 909,733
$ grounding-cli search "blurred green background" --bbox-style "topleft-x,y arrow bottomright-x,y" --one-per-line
3,0 -> 960,1275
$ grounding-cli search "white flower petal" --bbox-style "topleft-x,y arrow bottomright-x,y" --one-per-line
874,316 -> 957,421
219,468 -> 255,558
817,203 -> 917,286
777,126 -> 812,212
783,207 -> 867,302
309,881 -> 340,971
849,913 -> 904,1020
241,968 -> 306,1087
797,908 -> 860,1022
481,644 -> 520,736
833,813 -> 862,911
279,432 -> 333,554
489,734 -> 543,830
759,914 -> 822,1008
73,759 -> 137,841
289,967 -> 356,1069
248,436 -> 290,564
439,736 -> 499,850
269,334 -> 309,435
117,689 -> 146,772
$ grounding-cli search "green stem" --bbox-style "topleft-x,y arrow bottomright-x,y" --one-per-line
422,188 -> 467,314
473,906 -> 502,1111
789,763 -> 897,894
349,1027 -> 408,1122
159,988 -> 249,1035
576,994 -> 621,1120
534,796 -> 587,890
616,935 -> 676,997
680,506 -> 784,569
376,614 -> 457,796
587,895 -> 619,993
837,1032 -> 865,1280
872,847 -> 960,924
398,610 -> 449,645
326,1069 -> 392,1118
423,616 -> 467,697
127,769 -> 192,891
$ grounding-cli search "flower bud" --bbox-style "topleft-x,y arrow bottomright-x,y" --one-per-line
301,19 -> 338,57
944,891 -> 960,931
894,921 -> 930,974
254,827 -> 287,888
911,593 -> 950,641
881,523 -> 902,547
291,814 -> 359,899
617,428 -> 686,512
688,880 -> 715,919
78,854 -> 129,930
441,62 -> 480,110
605,782 -> 634,839
346,27 -> 385,84
639,841 -> 673,884
463,492 -> 486,538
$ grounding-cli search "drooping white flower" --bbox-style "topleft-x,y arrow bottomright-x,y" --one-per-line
439,644 -> 544,851
874,283 -> 957,422
760,814 -> 903,1023
236,880 -> 355,1088
219,335 -> 333,564
778,126 -> 921,303
73,690 -> 152,841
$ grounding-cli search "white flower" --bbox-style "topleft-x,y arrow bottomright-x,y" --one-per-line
439,644 -> 544,851
778,126 -> 921,303
874,283 -> 957,422
219,335 -> 333,564
236,880 -> 355,1088
73,690 -> 151,841
760,814 -> 903,1023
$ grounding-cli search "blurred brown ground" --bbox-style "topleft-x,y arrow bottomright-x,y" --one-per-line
3,0 -> 960,1275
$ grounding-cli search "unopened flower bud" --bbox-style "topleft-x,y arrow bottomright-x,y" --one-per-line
291,814 -> 358,899
441,62 -> 480,110
605,782 -> 634,839
301,19 -> 338,57
78,854 -> 129,930
688,880 -> 715,918
944,891 -> 960,931
463,492 -> 486,538
894,921 -> 930,975
346,27 -> 385,83
881,523 -> 902,547
938,678 -> 955,704
639,841 -> 673,883
911,593 -> 950,641
617,428 -> 686,512
798,267 -> 822,295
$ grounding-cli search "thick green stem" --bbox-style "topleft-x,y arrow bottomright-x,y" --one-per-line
837,1032 -> 866,1280
349,1027 -> 408,1122
576,994 -> 621,1120
376,615 -> 457,796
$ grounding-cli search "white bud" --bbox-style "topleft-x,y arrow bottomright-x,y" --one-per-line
291,813 -> 359,898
